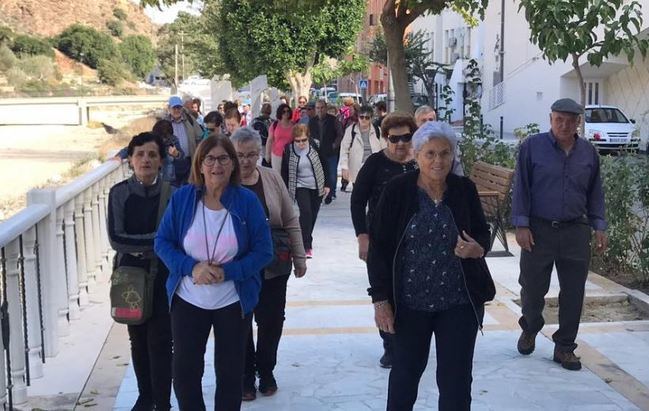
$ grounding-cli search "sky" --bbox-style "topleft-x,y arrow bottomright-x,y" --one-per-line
139,0 -> 202,25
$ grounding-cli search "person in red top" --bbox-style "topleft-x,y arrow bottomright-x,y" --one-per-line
292,96 -> 308,123
266,103 -> 295,172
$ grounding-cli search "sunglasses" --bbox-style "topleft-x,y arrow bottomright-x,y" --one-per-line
387,133 -> 413,144
359,115 -> 371,120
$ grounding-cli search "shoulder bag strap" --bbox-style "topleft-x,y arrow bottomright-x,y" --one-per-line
150,181 -> 171,277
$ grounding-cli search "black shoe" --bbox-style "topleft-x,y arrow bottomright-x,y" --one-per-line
324,195 -> 333,205
341,182 -> 348,192
517,331 -> 537,355
553,349 -> 582,371
242,385 -> 257,401
259,373 -> 278,396
131,397 -> 153,411
379,351 -> 392,369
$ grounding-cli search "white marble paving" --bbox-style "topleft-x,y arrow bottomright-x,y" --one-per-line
581,331 -> 649,388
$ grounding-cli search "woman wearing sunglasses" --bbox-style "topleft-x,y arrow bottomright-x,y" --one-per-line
266,103 -> 295,173
350,112 -> 418,369
339,105 -> 385,191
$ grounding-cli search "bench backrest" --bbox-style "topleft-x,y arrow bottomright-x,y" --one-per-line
469,161 -> 515,217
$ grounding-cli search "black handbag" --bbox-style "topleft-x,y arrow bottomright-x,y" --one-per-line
265,228 -> 293,278
110,182 -> 170,325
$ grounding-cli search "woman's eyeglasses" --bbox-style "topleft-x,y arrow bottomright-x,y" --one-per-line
203,155 -> 232,166
387,133 -> 413,144
359,115 -> 371,120
237,152 -> 259,161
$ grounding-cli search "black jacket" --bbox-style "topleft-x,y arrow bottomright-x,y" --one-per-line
367,170 -> 496,311
308,114 -> 343,157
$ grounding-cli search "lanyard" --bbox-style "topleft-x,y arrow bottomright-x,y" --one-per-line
202,200 -> 229,265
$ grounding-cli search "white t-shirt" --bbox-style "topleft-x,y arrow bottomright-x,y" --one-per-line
177,201 -> 240,310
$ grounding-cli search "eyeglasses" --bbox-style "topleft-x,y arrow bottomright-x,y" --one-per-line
203,154 -> 232,166
387,133 -> 413,144
421,150 -> 453,161
294,138 -> 308,143
359,115 -> 372,120
237,152 -> 259,161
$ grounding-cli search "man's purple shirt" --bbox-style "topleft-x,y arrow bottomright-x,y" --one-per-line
511,131 -> 607,231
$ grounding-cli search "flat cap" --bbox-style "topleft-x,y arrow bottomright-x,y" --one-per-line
551,98 -> 583,114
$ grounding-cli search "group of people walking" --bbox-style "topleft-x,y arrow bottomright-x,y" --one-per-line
107,94 -> 608,411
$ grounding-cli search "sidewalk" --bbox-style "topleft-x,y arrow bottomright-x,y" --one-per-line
61,188 -> 649,409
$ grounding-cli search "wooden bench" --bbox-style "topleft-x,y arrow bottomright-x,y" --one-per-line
469,161 -> 515,256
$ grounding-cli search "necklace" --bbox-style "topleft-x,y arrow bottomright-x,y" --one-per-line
202,200 -> 229,265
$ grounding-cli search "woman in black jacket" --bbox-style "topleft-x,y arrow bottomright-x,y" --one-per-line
367,121 -> 496,411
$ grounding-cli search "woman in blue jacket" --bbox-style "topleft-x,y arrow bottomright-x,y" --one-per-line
155,134 -> 273,410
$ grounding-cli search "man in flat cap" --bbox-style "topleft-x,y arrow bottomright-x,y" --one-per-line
511,97 -> 608,370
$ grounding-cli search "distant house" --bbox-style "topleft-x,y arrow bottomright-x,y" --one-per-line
146,66 -> 168,87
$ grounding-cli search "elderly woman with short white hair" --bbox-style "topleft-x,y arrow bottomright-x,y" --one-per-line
367,121 -> 496,411
230,127 -> 307,401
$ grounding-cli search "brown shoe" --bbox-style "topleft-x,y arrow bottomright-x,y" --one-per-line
553,349 -> 582,371
517,331 -> 537,355
242,384 -> 257,401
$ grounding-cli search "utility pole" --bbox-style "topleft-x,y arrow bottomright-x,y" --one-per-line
499,0 -> 505,83
174,44 -> 179,90
181,30 -> 186,81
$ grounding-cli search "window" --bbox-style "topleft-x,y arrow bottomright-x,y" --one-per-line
584,81 -> 601,105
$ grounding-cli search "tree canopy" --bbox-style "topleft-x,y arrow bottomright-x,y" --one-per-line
56,24 -> 118,69
209,0 -> 365,97
119,35 -> 157,78
519,0 -> 649,106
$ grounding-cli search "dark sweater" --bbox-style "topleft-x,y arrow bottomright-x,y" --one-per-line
107,175 -> 169,277
350,150 -> 417,236
366,171 -> 496,316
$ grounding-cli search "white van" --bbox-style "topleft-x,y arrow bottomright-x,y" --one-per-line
584,105 -> 640,152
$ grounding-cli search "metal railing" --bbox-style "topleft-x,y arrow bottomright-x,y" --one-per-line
0,159 -> 129,409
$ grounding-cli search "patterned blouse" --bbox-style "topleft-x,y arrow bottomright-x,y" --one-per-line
397,188 -> 469,313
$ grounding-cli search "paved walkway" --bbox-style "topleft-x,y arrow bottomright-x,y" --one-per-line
27,188 -> 649,410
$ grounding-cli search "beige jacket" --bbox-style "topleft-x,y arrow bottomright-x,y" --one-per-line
339,123 -> 385,183
258,166 -> 307,276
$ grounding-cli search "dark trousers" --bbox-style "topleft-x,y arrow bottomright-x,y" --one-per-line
244,274 -> 290,383
171,297 -> 251,411
295,187 -> 322,249
387,304 -> 480,411
127,275 -> 172,411
326,155 -> 339,198
379,330 -> 393,355
518,218 -> 591,352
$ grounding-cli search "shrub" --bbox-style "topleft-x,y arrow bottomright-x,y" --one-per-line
106,20 -> 124,38
5,67 -> 28,87
10,34 -> 54,57
113,7 -> 127,21
56,24 -> 118,69
119,35 -> 156,78
0,45 -> 18,72
97,58 -> 127,86
597,155 -> 649,285
0,26 -> 13,45
17,55 -> 59,81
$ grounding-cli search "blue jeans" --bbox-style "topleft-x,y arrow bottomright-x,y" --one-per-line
326,155 -> 339,198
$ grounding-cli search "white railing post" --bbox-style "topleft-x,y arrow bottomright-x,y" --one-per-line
63,201 -> 80,321
97,179 -> 110,271
74,195 -> 89,307
21,227 -> 43,379
91,184 -> 104,283
83,188 -> 97,293
5,239 -> 27,405
54,207 -> 70,337
26,189 -> 60,357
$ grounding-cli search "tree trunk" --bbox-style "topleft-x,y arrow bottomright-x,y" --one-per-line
381,12 -> 413,113
287,69 -> 313,106
572,53 -> 586,136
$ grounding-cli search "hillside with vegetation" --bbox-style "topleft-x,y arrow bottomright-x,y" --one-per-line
0,0 -> 161,97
